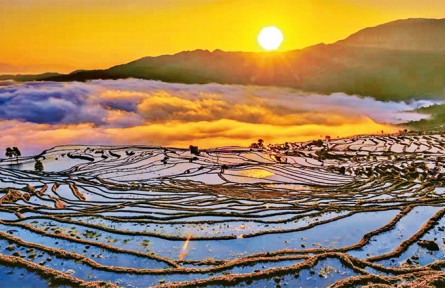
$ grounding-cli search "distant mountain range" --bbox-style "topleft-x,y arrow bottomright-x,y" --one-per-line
3,18 -> 445,101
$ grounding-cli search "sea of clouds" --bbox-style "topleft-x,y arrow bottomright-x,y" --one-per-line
0,79 -> 438,155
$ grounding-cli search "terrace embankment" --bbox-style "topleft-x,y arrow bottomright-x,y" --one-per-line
0,133 -> 444,287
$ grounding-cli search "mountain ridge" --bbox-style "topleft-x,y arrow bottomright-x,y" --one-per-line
335,18 -> 445,51
2,18 -> 445,101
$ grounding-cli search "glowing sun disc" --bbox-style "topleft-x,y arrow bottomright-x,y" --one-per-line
258,26 -> 283,51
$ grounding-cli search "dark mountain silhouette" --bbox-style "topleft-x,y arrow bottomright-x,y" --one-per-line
0,72 -> 61,81
3,18 -> 445,101
336,18 -> 445,51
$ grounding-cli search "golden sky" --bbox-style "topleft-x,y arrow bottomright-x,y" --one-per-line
1,0 -> 445,73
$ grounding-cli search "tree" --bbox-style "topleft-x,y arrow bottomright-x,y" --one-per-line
5,147 -> 21,164
5,147 -> 13,163
34,158 -> 44,172
12,147 -> 21,164
189,145 -> 200,156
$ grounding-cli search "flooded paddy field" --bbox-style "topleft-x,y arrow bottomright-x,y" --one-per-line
0,133 -> 445,287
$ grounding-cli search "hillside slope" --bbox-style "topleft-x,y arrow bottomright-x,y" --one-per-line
4,18 -> 445,101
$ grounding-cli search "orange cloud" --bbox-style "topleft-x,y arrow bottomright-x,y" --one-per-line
0,121 -> 109,154
0,116 -> 398,156
135,90 -> 369,126
0,79 -> 425,155
106,117 -> 398,148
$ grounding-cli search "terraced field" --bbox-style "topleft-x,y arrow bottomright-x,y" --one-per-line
0,134 -> 445,287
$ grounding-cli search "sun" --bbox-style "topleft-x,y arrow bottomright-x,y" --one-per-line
258,26 -> 284,51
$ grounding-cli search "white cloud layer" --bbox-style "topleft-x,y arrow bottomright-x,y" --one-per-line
0,79 -> 437,155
